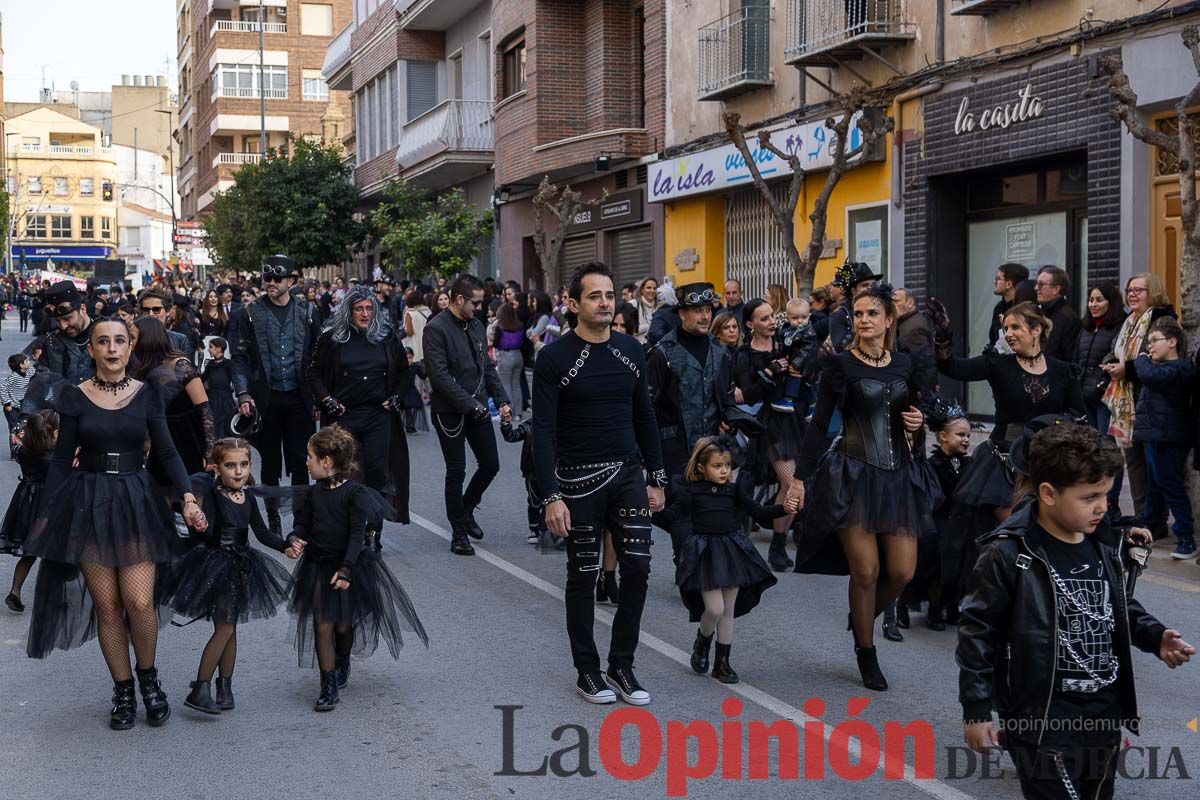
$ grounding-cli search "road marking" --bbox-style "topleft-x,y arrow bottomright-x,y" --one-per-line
410,513 -> 975,800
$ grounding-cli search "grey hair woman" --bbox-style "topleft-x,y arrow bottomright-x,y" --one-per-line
327,285 -> 391,345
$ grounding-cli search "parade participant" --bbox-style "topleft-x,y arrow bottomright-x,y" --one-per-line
785,285 -> 937,692
229,255 -> 321,535
35,281 -> 95,385
1077,281 -> 1126,515
662,436 -> 781,684
397,347 -> 428,434
1,409 -> 58,613
286,426 -> 428,712
163,439 -> 303,715
1035,266 -> 1082,362
23,317 -> 208,729
826,262 -> 881,353
533,261 -> 667,706
137,286 -> 192,356
711,311 -> 742,349
202,338 -> 237,437
499,415 -> 548,547
374,275 -> 402,329
308,284 -> 412,539
986,263 -> 1030,351
919,397 -> 972,630
198,289 -> 228,340
423,274 -> 511,555
959,422 -> 1193,800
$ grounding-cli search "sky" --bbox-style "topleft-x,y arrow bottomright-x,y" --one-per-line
2,1 -> 177,101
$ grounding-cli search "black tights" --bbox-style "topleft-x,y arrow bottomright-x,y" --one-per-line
313,621 -> 353,672
839,528 -> 917,649
9,556 -> 35,598
197,623 -> 238,681
80,561 -> 160,682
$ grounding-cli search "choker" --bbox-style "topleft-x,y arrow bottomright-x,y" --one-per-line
216,483 -> 245,500
319,476 -> 347,489
853,347 -> 888,367
1016,353 -> 1044,368
91,375 -> 132,394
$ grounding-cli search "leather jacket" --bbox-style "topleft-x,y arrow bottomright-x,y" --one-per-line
957,502 -> 1167,744
422,309 -> 508,415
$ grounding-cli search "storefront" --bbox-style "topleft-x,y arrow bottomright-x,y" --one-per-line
903,58 -> 1122,413
11,244 -> 118,280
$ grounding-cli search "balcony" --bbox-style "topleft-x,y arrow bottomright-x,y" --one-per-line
213,152 -> 263,168
396,99 -> 494,187
212,86 -> 287,101
11,143 -> 113,159
210,19 -> 287,37
785,0 -> 914,68
950,0 -> 1026,15
322,21 -> 354,90
396,0 -> 479,31
698,7 -> 773,102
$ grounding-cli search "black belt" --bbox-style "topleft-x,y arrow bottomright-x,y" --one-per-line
76,450 -> 144,474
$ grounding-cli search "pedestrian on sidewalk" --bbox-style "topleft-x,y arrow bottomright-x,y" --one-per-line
0,353 -> 35,441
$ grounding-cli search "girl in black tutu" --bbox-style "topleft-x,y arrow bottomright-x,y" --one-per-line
22,317 -> 209,730
287,425 -> 428,712
1,409 -> 58,613
201,337 -> 237,437
162,438 -> 304,715
729,299 -> 806,572
785,285 -> 939,692
666,436 -> 782,684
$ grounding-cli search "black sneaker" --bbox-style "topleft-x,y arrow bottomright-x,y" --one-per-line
605,666 -> 651,706
575,672 -> 616,704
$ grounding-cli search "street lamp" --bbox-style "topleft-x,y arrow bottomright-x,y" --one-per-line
154,108 -> 177,250
3,132 -> 20,276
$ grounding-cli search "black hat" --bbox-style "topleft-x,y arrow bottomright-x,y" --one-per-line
833,261 -> 883,290
229,408 -> 261,437
44,280 -> 84,309
261,254 -> 298,279
676,282 -> 717,309
1008,415 -> 1077,477
374,274 -> 396,287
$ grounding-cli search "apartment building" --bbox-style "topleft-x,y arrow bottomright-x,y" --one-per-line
175,0 -> 352,221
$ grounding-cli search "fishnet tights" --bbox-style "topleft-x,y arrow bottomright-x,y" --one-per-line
313,622 -> 353,672
79,561 -> 160,682
770,459 -> 796,534
197,623 -> 238,681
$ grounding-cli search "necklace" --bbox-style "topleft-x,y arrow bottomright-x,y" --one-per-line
853,347 -> 888,367
216,483 -> 245,501
91,375 -> 131,394
1016,352 -> 1044,368
321,476 -> 347,490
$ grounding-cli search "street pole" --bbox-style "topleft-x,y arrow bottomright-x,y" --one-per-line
258,0 -> 267,155
154,108 -> 177,254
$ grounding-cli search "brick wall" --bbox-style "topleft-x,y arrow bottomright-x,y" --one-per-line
350,3 -> 443,92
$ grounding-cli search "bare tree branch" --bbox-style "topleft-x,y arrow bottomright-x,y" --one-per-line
1101,55 -> 1178,151
531,176 -> 608,289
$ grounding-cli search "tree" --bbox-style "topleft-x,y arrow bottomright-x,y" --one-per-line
204,137 -> 364,272
372,179 -> 494,280
0,190 -> 8,255
722,88 -> 893,298
531,177 -> 608,290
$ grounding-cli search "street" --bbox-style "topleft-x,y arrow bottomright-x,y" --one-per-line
0,321 -> 1196,800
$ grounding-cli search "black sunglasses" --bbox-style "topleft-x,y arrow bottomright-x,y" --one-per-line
261,275 -> 287,284
262,265 -> 292,280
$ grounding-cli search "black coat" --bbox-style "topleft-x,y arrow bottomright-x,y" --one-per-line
1075,315 -> 1123,407
1039,296 -> 1082,363
422,310 -> 508,415
228,298 -> 321,417
1131,355 -> 1196,445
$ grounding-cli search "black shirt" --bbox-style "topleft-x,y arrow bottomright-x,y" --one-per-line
336,331 -> 389,407
662,480 -> 784,534
677,327 -> 709,369
937,352 -> 1084,442
291,479 -> 370,569
532,331 -> 664,496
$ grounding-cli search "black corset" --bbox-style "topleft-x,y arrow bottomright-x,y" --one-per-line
837,377 -> 909,471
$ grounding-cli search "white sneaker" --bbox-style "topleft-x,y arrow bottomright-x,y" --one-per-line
605,667 -> 651,706
576,672 -> 616,704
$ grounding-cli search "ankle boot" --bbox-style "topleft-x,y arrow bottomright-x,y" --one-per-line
136,667 -> 171,727
896,601 -> 911,629
596,570 -> 619,605
882,602 -> 904,642
215,677 -> 235,710
690,629 -> 713,674
335,653 -> 351,689
855,646 -> 888,691
712,643 -> 739,684
110,679 -> 137,730
315,670 -> 340,712
767,533 -> 793,572
184,681 -> 222,715
925,603 -> 946,631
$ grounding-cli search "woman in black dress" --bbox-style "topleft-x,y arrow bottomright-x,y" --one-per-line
197,289 -> 228,340
22,317 -> 208,729
784,286 -> 937,692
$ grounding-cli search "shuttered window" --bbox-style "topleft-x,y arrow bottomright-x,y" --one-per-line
558,235 -> 596,290
407,60 -> 439,122
609,225 -> 654,290
725,184 -> 794,302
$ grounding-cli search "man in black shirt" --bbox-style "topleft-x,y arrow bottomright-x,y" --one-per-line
534,261 -> 667,706
1036,265 -> 1082,362
987,262 -> 1030,351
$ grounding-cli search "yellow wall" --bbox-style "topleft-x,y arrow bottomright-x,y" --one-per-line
663,194 -> 725,288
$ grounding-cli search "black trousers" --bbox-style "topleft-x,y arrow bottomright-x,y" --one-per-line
258,389 -> 313,503
18,309 -> 28,332
560,462 -> 652,673
433,411 -> 500,525
1006,737 -> 1120,800
338,406 -> 390,531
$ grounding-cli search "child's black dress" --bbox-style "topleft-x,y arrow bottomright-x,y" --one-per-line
161,474 -> 293,624
202,358 -> 237,438
287,479 -> 428,666
0,446 -> 51,556
667,480 -> 783,622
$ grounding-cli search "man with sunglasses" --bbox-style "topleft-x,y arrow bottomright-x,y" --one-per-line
36,280 -> 97,385
137,285 -> 192,355
423,273 -> 512,555
227,254 -> 322,534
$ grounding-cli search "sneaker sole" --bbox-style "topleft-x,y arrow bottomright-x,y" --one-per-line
575,686 -> 616,704
605,676 -> 651,706
1170,553 -> 1195,560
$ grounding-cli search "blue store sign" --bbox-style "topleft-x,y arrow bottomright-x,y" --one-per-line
12,245 -> 113,260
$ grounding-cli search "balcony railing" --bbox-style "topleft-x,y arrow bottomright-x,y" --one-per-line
396,99 -> 494,168
212,20 -> 287,37
212,86 -> 287,100
785,0 -> 914,67
950,0 -> 1025,16
698,6 -> 773,102
12,143 -> 110,156
213,152 -> 264,168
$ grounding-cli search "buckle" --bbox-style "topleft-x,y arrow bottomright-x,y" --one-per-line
104,453 -> 121,474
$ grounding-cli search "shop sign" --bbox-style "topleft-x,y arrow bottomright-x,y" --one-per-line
648,112 -> 874,203
1005,222 -> 1036,261
569,190 -> 643,233
954,83 -> 1045,137
13,245 -> 112,259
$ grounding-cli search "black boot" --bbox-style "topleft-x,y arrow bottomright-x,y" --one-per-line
267,509 -> 283,537
184,681 -> 222,715
896,601 -> 911,629
690,629 -> 713,674
855,646 -> 888,691
462,507 -> 485,540
712,643 -> 739,684
215,677 -> 235,710
110,679 -> 136,730
136,667 -> 171,727
596,570 -> 619,605
314,670 -> 340,712
450,525 -> 475,556
882,602 -> 904,642
335,653 -> 351,689
925,603 -> 946,631
768,533 -> 793,572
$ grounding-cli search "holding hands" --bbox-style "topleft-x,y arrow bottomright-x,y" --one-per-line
284,536 -> 306,559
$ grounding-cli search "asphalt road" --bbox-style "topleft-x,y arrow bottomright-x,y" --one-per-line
0,320 -> 1197,800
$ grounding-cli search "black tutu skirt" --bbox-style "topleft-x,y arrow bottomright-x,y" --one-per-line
675,531 -> 777,622
288,549 -> 428,667
161,545 -> 293,625
26,561 -> 96,658
0,478 -> 40,555
952,440 -> 1015,509
793,452 -> 941,576
754,409 -> 805,464
22,469 -> 185,567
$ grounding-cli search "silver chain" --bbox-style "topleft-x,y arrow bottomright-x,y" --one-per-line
1047,565 -> 1114,625
1055,629 -> 1120,688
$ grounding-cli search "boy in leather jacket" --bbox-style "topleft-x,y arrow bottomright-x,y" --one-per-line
958,420 -> 1193,800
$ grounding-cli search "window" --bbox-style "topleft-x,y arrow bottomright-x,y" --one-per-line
123,227 -> 141,248
214,63 -> 287,99
80,216 -> 95,239
300,3 -> 334,36
80,177 -> 95,196
54,177 -> 69,196
101,217 -> 112,240
406,60 -> 438,121
28,177 -> 42,194
479,33 -> 492,98
502,39 -> 526,99
303,69 -> 329,101
26,216 -> 47,238
448,51 -> 463,100
4,175 -> 13,194
50,216 -> 72,239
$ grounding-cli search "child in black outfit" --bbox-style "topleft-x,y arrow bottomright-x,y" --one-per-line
202,338 -> 237,437
287,425 -> 428,712
958,420 -> 1194,800
1,409 -> 58,613
500,417 -> 545,545
922,397 -> 973,629
662,436 -> 782,684
161,438 -> 303,714
399,347 -> 429,434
